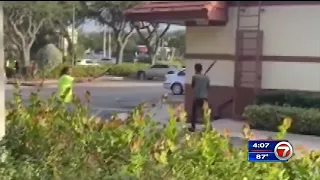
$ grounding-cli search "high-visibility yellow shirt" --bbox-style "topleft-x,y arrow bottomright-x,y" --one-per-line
58,75 -> 74,103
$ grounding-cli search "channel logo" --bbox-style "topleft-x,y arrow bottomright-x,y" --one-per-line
274,141 -> 294,161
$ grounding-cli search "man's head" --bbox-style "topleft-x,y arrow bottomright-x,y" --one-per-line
194,63 -> 203,74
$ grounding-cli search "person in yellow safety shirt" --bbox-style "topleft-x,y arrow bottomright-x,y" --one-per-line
58,66 -> 74,103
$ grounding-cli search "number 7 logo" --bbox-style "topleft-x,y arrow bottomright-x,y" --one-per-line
274,141 -> 294,161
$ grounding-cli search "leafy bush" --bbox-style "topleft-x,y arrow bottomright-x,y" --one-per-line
1,87 -> 320,179
255,92 -> 320,109
40,63 -> 149,79
244,104 -> 320,136
107,63 -> 150,77
5,67 -> 15,78
167,57 -> 185,67
35,44 -> 63,74
42,64 -> 110,79
156,59 -> 185,68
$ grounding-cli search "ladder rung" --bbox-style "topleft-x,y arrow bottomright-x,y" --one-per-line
239,26 -> 259,29
239,15 -> 260,17
241,37 -> 259,40
240,81 -> 255,84
238,56 -> 262,58
241,70 -> 257,73
240,48 -> 258,50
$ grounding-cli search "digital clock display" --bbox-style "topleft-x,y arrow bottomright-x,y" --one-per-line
248,140 -> 294,162
250,142 -> 270,149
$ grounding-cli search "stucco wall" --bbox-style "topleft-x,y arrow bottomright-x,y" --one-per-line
185,59 -> 234,87
262,61 -> 320,91
186,5 -> 320,56
185,5 -> 320,91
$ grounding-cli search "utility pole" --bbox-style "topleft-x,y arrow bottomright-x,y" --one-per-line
103,25 -> 107,57
71,4 -> 75,66
108,27 -> 111,59
0,1 -> 4,139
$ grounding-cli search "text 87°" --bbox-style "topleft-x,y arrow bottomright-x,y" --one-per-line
256,154 -> 269,160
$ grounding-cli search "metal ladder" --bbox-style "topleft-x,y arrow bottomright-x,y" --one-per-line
236,1 -> 262,31
235,1 -> 263,92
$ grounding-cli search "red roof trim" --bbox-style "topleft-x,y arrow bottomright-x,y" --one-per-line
125,1 -> 228,22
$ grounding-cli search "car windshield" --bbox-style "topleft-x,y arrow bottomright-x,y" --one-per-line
177,70 -> 185,76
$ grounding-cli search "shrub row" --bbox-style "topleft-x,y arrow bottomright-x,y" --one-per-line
1,90 -> 320,179
106,63 -> 150,77
44,64 -> 110,79
255,92 -> 320,109
5,67 -> 15,78
7,59 -> 184,80
41,63 -> 150,79
244,104 -> 320,136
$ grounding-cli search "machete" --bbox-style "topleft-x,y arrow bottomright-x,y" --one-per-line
204,60 -> 217,75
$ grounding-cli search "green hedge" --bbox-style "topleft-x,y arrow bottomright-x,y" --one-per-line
42,64 -> 110,79
5,67 -> 15,78
42,63 -> 150,79
1,89 -> 320,179
156,59 -> 185,68
106,63 -> 150,77
244,104 -> 320,136
255,92 -> 320,108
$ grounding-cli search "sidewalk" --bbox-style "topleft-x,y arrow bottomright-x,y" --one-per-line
7,79 -> 58,87
147,103 -> 320,152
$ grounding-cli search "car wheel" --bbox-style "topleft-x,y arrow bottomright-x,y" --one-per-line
137,71 -> 146,80
171,83 -> 183,95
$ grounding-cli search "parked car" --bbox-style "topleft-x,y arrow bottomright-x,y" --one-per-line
98,57 -> 116,64
76,59 -> 99,66
163,69 -> 185,95
137,64 -> 178,80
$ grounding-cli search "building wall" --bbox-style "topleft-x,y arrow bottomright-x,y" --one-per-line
262,61 -> 320,91
185,5 -> 320,91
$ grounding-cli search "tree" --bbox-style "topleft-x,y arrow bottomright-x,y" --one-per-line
135,23 -> 170,64
49,2 -> 87,60
4,2 -> 61,75
35,44 -> 63,74
166,30 -> 186,56
81,1 -> 139,64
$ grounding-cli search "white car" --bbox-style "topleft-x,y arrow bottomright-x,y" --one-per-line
76,59 -> 99,66
163,69 -> 185,95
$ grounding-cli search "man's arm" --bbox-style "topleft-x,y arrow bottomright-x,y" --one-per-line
207,78 -> 210,89
191,76 -> 195,89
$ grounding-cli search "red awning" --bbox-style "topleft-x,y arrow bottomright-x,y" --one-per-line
125,1 -> 228,25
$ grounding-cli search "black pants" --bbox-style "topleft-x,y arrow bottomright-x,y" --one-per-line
190,98 -> 207,129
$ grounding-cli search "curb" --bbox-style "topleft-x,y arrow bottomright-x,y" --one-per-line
7,82 -> 39,87
7,77 -> 96,87
6,76 -> 162,87
96,76 -> 125,81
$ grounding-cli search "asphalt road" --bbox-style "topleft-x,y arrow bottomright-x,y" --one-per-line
5,81 -> 179,120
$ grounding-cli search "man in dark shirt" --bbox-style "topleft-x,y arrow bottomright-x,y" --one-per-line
189,63 -> 210,132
